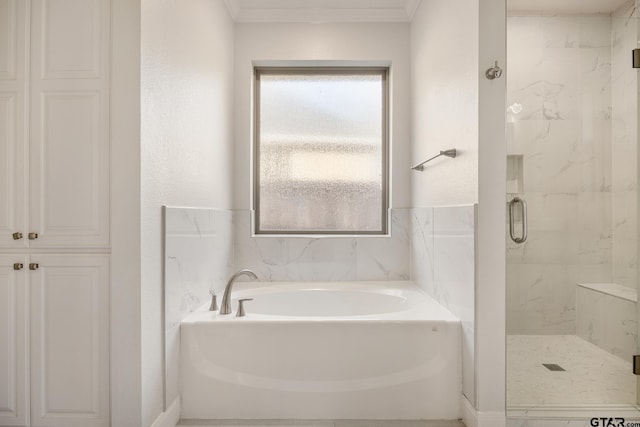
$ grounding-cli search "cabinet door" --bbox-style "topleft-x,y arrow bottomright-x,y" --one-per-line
0,0 -> 28,248
29,255 -> 109,427
0,255 -> 28,427
28,0 -> 110,248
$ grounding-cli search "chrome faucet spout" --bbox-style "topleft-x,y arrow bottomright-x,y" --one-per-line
220,269 -> 258,315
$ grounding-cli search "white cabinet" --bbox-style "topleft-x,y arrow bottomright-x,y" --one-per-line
0,255 -> 109,427
0,0 -> 110,249
0,255 -> 28,427
0,1 -> 111,426
0,0 -> 28,249
29,255 -> 109,427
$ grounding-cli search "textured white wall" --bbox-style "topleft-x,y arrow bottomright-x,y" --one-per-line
476,0 -> 506,417
111,0 -> 142,425
410,0 -> 480,207
140,1 -> 235,425
410,0 -> 506,420
233,22 -> 412,210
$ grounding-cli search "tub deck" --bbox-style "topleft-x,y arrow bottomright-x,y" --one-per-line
182,281 -> 459,322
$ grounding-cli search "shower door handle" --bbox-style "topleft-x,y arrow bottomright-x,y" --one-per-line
509,197 -> 528,244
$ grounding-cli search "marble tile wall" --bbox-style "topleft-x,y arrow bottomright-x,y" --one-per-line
576,284 -> 637,362
612,1 -> 639,290
410,205 -> 476,406
163,207 -> 234,406
506,14 -> 615,335
233,209 -> 411,282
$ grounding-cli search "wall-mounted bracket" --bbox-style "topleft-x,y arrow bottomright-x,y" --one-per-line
485,61 -> 503,80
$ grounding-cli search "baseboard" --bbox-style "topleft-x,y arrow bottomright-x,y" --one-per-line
150,397 -> 181,427
507,404 -> 640,420
461,395 -> 505,427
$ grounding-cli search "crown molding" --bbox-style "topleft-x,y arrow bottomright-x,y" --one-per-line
223,0 -> 240,21
404,0 -> 421,20
507,0 -> 627,14
224,0 -> 420,23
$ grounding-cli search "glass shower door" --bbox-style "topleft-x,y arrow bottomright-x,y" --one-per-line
506,7 -> 639,412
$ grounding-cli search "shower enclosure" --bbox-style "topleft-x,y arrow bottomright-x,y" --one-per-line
506,0 -> 640,413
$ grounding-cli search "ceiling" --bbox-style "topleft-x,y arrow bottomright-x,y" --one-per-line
223,0 -> 633,23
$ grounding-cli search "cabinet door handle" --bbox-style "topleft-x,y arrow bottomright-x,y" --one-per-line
28,232 -> 38,240
12,232 -> 23,240
13,263 -> 23,271
29,263 -> 39,271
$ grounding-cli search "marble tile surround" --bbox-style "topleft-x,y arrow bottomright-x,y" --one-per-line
165,206 -> 476,413
576,283 -> 637,362
506,13 -> 620,336
505,8 -> 640,420
165,207 -> 414,403
233,209 -> 410,282
164,207 -> 234,406
165,207 -> 412,335
611,2 -> 639,290
409,205 -> 476,406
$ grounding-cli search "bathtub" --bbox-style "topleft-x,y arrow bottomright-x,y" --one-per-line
180,281 -> 461,420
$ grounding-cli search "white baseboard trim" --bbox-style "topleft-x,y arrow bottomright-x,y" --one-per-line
507,404 -> 640,419
150,397 -> 181,427
461,395 -> 506,427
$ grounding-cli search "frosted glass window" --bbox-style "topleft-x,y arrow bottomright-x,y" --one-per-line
254,68 -> 388,234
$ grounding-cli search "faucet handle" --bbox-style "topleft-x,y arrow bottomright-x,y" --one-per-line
209,290 -> 218,311
236,298 -> 253,317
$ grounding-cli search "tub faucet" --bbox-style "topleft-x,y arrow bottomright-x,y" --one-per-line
220,269 -> 258,315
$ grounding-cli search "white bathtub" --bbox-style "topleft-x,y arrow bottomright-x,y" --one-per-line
180,281 -> 461,420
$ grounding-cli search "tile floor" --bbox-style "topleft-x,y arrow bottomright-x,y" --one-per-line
178,420 -> 464,427
507,335 -> 635,406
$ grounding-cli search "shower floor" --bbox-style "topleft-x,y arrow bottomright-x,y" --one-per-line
507,335 -> 635,406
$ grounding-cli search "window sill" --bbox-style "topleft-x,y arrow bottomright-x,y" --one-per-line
250,233 -> 392,239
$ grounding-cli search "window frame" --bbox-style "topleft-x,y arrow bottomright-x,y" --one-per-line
253,66 -> 390,236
